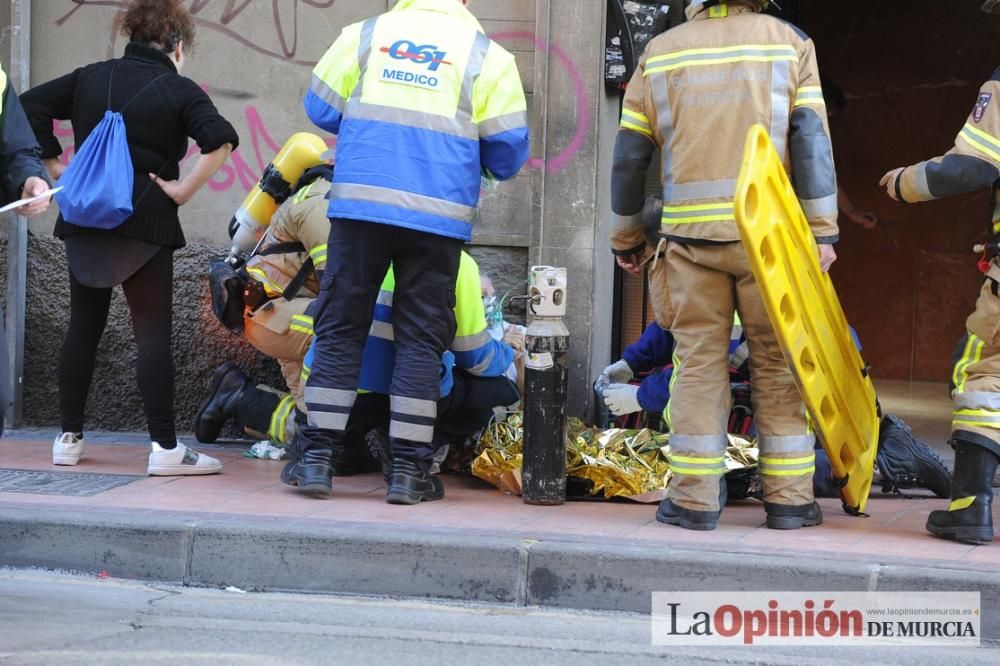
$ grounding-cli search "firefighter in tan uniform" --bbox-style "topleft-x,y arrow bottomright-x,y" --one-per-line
879,0 -> 1000,545
609,0 -> 838,531
194,171 -> 331,446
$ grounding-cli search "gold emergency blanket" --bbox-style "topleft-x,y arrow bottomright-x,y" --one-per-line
472,414 -> 758,503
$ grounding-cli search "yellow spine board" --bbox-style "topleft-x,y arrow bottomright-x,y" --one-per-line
733,124 -> 878,514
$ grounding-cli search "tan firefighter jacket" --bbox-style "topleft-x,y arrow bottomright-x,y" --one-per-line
610,2 -> 839,255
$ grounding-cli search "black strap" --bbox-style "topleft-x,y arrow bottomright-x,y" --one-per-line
105,63 -> 177,205
282,258 -> 314,301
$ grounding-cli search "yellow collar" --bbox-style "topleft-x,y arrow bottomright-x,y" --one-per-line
389,0 -> 484,31
687,2 -> 759,21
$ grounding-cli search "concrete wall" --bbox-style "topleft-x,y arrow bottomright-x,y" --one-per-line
5,0 -> 616,431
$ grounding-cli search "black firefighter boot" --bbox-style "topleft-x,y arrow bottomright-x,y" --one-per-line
194,363 -> 250,443
385,457 -> 445,505
926,440 -> 999,545
764,501 -> 824,530
656,476 -> 728,531
284,441 -> 334,498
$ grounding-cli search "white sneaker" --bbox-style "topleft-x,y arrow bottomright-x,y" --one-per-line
53,432 -> 84,466
147,441 -> 223,476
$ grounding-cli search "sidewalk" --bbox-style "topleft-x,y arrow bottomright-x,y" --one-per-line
1,430 -> 999,636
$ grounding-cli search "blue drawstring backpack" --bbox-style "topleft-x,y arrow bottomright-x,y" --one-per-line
55,64 -> 167,229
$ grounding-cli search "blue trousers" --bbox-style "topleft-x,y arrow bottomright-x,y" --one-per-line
300,218 -> 462,464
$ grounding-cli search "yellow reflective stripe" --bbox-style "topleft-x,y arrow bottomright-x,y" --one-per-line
268,395 -> 296,443
665,350 -> 681,429
662,203 -> 736,224
949,495 -> 977,511
289,314 -> 315,336
708,3 -> 728,18
620,120 -> 653,137
760,467 -> 816,477
759,455 -> 816,465
960,124 -> 1000,163
671,455 -> 726,464
622,109 -> 650,125
246,266 -> 283,297
670,466 -> 727,476
953,335 -> 984,394
309,244 -> 328,265
645,44 -> 798,74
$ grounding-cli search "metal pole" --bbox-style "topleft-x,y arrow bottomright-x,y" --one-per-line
5,0 -> 31,428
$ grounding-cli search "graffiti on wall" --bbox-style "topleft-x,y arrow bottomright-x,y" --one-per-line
52,1 -> 591,196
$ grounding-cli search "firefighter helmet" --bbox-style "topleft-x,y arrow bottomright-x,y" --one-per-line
984,0 -> 1000,15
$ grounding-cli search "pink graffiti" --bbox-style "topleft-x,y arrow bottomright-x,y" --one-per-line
491,31 -> 590,173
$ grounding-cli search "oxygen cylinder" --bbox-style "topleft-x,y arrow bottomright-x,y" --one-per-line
522,266 -> 569,506
228,132 -> 329,260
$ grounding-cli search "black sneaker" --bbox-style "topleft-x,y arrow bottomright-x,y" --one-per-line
876,414 -> 952,498
385,458 -> 444,505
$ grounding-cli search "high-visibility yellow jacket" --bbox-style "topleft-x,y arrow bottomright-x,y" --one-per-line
304,0 -> 529,241
894,68 -> 1000,236
610,2 -> 839,254
303,251 -> 514,397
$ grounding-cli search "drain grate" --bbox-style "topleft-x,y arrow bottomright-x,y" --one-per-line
0,468 -> 143,496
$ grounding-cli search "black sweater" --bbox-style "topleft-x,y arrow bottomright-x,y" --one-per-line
21,43 -> 239,247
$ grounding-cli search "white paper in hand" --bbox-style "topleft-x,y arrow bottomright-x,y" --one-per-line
0,186 -> 63,214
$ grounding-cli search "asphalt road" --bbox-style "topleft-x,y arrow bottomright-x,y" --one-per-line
0,568 -> 996,665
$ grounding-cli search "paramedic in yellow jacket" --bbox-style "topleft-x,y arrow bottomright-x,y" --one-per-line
194,172 -> 331,447
610,0 -> 838,531
296,0 -> 529,502
879,0 -> 1000,545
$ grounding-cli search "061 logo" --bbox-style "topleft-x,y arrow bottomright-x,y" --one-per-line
380,39 -> 452,71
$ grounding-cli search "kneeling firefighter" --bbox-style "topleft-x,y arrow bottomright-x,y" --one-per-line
879,0 -> 1000,545
199,136 -> 331,446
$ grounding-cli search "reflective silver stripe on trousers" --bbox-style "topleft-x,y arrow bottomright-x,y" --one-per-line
376,289 -> 394,307
309,74 -> 347,112
649,71 -> 675,203
799,192 -> 838,219
369,319 -> 394,341
759,459 -> 816,474
770,60 -> 791,158
667,434 -> 728,454
670,459 -> 726,472
392,395 -> 437,418
757,434 -> 815,453
452,329 -> 492,352
390,420 -> 435,443
955,391 -> 1000,411
479,110 -> 529,137
304,387 -> 356,407
666,179 -> 737,201
330,183 -> 477,222
309,411 -> 350,431
457,32 -> 491,123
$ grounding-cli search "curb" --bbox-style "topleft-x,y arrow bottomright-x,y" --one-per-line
2,505 -> 999,638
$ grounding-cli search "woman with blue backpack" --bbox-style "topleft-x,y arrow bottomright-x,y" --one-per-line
21,0 -> 239,475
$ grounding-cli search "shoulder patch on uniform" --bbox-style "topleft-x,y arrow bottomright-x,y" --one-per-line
974,92 -> 993,124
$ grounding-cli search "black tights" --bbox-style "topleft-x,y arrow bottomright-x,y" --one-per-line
58,247 -> 176,446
